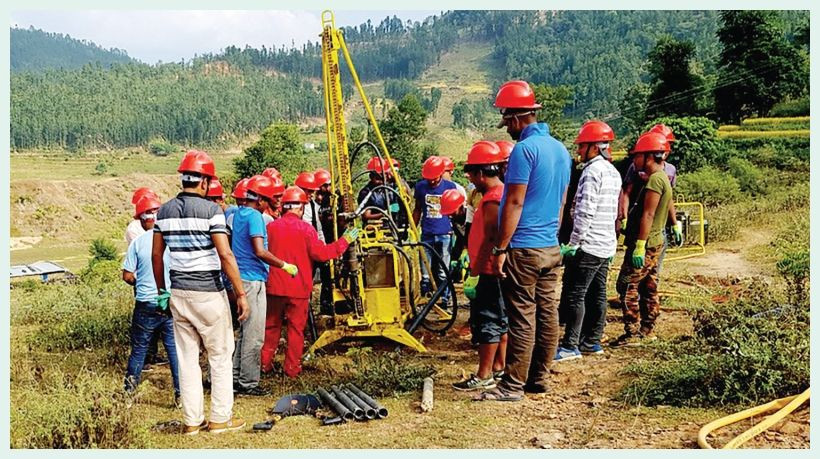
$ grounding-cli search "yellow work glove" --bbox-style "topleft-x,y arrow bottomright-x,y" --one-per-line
281,262 -> 298,277
631,240 -> 646,268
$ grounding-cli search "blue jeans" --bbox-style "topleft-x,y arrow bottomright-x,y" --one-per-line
124,301 -> 180,395
421,233 -> 452,304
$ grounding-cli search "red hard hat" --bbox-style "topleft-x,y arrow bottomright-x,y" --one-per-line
439,189 -> 466,216
649,124 -> 677,142
631,132 -> 670,154
366,157 -> 389,173
295,171 -> 319,191
314,168 -> 331,186
575,120 -> 615,144
261,167 -> 282,181
441,157 -> 455,172
269,175 -> 285,196
207,178 -> 224,198
494,80 -> 542,110
178,150 -> 216,178
466,141 -> 504,165
134,195 -> 161,218
231,178 -> 250,199
282,186 -> 309,204
495,141 -> 515,160
422,156 -> 446,180
246,175 -> 279,200
131,187 -> 158,205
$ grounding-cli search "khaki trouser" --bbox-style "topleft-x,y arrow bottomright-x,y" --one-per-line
170,288 -> 235,426
499,247 -> 562,393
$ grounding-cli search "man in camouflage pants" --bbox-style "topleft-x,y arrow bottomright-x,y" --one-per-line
611,132 -> 674,347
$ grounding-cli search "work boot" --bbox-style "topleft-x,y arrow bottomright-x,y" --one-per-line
208,417 -> 246,434
609,332 -> 642,348
523,383 -> 549,394
182,420 -> 208,436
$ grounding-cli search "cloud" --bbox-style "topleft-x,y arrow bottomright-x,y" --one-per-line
9,10 -> 439,64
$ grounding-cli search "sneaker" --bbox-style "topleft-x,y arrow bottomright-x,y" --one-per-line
639,329 -> 658,342
579,343 -> 604,355
492,370 -> 504,381
174,393 -> 182,409
554,346 -> 582,362
235,386 -> 271,397
182,420 -> 208,436
153,357 -> 170,366
452,374 -> 497,392
609,333 -> 642,348
209,416 -> 246,434
142,364 -> 155,373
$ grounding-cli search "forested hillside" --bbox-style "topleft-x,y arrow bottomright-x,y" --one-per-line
11,27 -> 135,72
10,10 -> 809,150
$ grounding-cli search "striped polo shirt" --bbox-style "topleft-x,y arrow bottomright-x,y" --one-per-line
568,155 -> 622,259
154,192 -> 228,292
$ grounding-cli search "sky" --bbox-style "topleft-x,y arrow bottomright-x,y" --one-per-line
9,10 -> 442,64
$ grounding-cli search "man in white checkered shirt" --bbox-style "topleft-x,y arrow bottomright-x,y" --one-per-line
555,121 -> 622,361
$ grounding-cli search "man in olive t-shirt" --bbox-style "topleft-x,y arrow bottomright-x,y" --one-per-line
611,133 -> 672,347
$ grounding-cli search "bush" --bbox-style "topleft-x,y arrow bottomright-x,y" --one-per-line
618,281 -> 809,407
721,137 -> 809,171
11,367 -> 147,448
676,166 -> 742,208
342,348 -> 435,397
88,238 -> 119,264
768,98 -> 810,117
771,213 -> 810,305
727,157 -> 765,195
641,116 -> 721,173
148,137 -> 179,157
93,161 -> 109,176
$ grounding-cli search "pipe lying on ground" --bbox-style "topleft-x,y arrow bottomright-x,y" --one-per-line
347,383 -> 389,419
317,387 -> 353,421
421,377 -> 434,413
342,386 -> 376,420
331,385 -> 365,421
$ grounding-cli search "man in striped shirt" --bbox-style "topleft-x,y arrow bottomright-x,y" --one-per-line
152,150 -> 248,435
556,121 -> 622,361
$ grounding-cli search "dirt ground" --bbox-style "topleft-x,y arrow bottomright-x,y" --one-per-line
126,244 -> 809,449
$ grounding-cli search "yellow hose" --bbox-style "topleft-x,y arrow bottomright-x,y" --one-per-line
698,388 -> 810,449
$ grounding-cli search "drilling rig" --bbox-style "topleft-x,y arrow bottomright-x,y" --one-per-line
308,11 -> 457,354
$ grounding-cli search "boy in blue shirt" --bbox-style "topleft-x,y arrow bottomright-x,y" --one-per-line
122,195 -> 180,407
413,156 -> 458,307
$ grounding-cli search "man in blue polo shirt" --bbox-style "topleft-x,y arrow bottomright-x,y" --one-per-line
122,194 -> 180,408
476,81 -> 571,402
413,155 -> 458,307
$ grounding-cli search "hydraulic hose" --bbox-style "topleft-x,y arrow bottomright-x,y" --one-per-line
697,388 -> 810,449
405,240 -> 458,334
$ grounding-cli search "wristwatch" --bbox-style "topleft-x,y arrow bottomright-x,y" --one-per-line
492,246 -> 508,256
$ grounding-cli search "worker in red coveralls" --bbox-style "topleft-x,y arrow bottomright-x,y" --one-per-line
261,186 -> 361,377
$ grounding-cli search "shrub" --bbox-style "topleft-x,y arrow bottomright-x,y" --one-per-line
641,116 -> 721,173
618,281 -> 809,407
771,213 -> 810,305
147,137 -> 178,157
767,98 -> 809,117
676,166 -> 742,208
93,161 -> 109,176
88,238 -> 119,264
727,157 -> 765,195
342,347 -> 435,397
11,367 -> 147,448
721,137 -> 809,171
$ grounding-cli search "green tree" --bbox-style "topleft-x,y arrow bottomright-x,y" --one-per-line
642,116 -> 720,173
645,37 -> 707,119
614,82 -> 651,136
232,122 -> 307,180
715,11 -> 807,122
380,94 -> 428,181
88,238 -> 118,264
